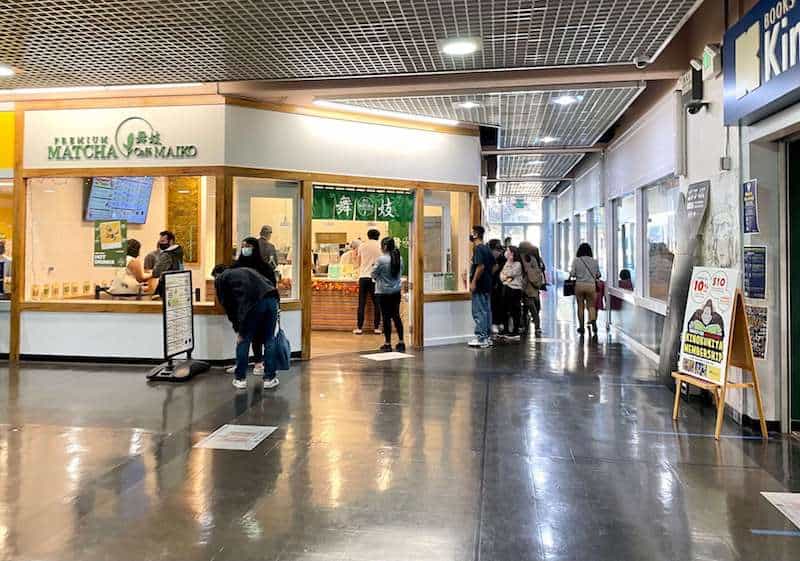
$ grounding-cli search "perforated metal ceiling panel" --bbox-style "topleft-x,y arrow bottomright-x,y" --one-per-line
334,86 -> 642,147
499,154 -> 582,179
0,1 -> 697,89
493,181 -> 559,197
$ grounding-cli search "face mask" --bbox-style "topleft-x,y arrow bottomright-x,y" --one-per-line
158,242 -> 170,251
241,247 -> 253,257
469,234 -> 476,242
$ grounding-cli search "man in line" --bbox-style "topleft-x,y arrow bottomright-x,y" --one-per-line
354,229 -> 382,335
469,225 -> 496,348
258,225 -> 279,270
151,230 -> 184,297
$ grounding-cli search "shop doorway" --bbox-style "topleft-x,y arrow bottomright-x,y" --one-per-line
788,140 -> 800,429
309,185 -> 415,358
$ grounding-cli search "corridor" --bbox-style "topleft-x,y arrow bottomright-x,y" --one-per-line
0,323 -> 798,561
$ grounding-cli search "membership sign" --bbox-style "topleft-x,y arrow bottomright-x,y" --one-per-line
162,270 -> 194,358
678,267 -> 739,385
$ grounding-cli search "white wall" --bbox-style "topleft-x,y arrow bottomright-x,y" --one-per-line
225,105 -> 481,186
423,300 -> 473,346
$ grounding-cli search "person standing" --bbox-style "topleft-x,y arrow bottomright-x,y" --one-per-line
339,239 -> 361,267
213,264 -> 280,391
372,237 -> 405,352
521,245 -> 545,337
109,239 -> 152,296
500,245 -> 524,338
468,226 -> 496,348
257,225 -> 279,270
354,229 -> 382,335
570,242 -> 601,338
487,239 -> 506,334
151,230 -> 184,297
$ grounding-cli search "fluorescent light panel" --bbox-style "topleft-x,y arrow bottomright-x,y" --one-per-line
439,37 -> 482,56
2,82 -> 203,95
314,99 -> 460,127
0,65 -> 14,77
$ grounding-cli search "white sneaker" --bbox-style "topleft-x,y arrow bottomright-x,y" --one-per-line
491,325 -> 499,334
479,339 -> 492,348
225,364 -> 237,374
468,338 -> 481,347
232,378 -> 247,390
253,363 -> 265,376
263,377 -> 280,389
373,328 -> 383,335
353,328 -> 363,334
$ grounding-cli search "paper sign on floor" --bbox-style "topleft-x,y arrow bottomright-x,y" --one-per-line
194,424 -> 277,451
362,352 -> 414,361
762,492 -> 800,529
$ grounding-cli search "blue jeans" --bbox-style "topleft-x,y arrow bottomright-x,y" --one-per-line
235,296 -> 279,381
471,292 -> 492,342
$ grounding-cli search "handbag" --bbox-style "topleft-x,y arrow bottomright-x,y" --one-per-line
563,278 -> 576,297
271,309 -> 292,371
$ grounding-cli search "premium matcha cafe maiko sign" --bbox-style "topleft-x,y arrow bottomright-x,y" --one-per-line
47,116 -> 199,161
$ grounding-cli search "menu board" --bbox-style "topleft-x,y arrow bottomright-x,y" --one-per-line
678,267 -> 739,385
162,270 -> 194,358
85,176 -> 153,224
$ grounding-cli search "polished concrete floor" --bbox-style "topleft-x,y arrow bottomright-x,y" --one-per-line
1,305 -> 800,560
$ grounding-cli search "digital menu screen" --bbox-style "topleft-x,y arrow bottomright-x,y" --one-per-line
85,176 -> 153,224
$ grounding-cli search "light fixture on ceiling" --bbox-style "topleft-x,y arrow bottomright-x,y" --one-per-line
539,136 -> 558,143
0,180 -> 12,187
313,99 -> 459,126
453,100 -> 481,110
439,37 -> 482,56
552,95 -> 583,106
526,160 -> 546,165
0,64 -> 15,77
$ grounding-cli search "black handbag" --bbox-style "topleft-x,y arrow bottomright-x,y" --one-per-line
563,278 -> 576,297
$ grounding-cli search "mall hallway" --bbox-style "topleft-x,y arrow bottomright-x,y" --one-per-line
0,313 -> 799,561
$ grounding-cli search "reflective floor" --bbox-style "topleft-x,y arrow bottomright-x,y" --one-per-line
1,306 -> 800,560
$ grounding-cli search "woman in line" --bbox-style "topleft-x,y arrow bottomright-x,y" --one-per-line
372,237 -> 406,352
228,237 -> 280,387
109,239 -> 152,296
570,242 -> 601,337
521,244 -> 545,337
500,245 -> 524,337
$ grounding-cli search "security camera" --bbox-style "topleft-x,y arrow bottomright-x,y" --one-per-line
633,56 -> 649,70
686,100 -> 709,115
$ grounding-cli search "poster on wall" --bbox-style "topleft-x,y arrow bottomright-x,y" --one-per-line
93,220 -> 127,267
685,180 -> 710,234
163,270 -> 194,358
742,180 -> 760,234
745,305 -> 768,359
743,246 -> 767,299
678,267 -> 739,385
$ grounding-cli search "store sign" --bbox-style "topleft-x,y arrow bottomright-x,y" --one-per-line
46,116 -> 198,162
312,187 -> 414,222
724,0 -> 800,124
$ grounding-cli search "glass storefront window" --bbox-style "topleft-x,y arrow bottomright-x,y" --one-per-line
423,190 -> 470,292
26,175 -> 216,302
614,195 -> 636,290
0,180 -> 12,299
577,211 -> 588,245
561,219 -> 572,271
233,177 -> 299,299
645,182 -> 678,301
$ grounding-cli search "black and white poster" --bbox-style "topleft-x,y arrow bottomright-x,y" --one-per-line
163,270 -> 194,358
745,305 -> 768,360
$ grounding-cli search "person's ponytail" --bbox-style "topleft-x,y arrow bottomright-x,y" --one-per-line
381,237 -> 401,278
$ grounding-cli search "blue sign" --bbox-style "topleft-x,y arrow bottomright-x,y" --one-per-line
724,0 -> 800,125
744,246 -> 767,299
743,180 -> 760,233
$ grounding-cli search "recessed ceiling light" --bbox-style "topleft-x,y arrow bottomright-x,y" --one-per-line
552,95 -> 583,106
453,101 -> 481,109
0,64 -> 15,77
526,160 -> 546,165
539,136 -> 558,143
439,37 -> 482,56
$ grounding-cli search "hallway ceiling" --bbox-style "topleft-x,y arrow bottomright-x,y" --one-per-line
499,154 -> 583,179
493,181 -> 559,197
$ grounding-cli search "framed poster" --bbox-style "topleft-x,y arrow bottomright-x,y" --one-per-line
93,220 -> 127,267
745,305 -> 768,360
743,246 -> 767,299
678,267 -> 739,385
742,180 -> 760,234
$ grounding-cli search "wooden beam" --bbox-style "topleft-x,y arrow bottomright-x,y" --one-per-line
216,173 -> 233,266
300,180 -> 313,360
10,108 -> 25,362
412,188 -> 425,349
470,192 -> 482,227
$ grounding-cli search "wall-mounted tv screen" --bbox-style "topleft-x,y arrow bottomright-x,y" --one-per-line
85,176 -> 153,224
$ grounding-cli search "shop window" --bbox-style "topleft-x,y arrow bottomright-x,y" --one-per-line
423,190 -> 470,293
25,175 -> 216,303
614,195 -> 636,291
561,219 -> 572,271
577,211 -> 588,245
233,177 -> 299,300
645,182 -> 678,301
593,206 -> 606,278
0,180 -> 12,299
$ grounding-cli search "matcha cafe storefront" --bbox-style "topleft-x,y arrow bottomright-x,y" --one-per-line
10,96 -> 481,362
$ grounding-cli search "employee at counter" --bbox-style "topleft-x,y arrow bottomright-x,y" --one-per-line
340,239 -> 360,267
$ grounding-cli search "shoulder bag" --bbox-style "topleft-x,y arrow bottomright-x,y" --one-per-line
271,308 -> 292,371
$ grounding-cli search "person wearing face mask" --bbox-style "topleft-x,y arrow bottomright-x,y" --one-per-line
500,245 -> 524,338
151,230 -> 184,292
487,239 -> 506,335
109,238 -> 152,296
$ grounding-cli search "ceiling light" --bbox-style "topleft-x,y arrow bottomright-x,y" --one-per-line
439,37 -> 482,56
453,101 -> 481,110
0,181 -> 12,187
0,64 -> 15,77
552,95 -> 583,106
313,99 -> 459,127
526,160 -> 546,165
539,136 -> 558,143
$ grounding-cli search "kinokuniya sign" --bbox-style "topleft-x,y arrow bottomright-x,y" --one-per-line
47,116 -> 198,161
724,0 -> 800,124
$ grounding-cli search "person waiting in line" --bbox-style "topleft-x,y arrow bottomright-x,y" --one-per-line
226,237 -> 279,380
521,244 -> 545,337
354,228 -> 382,335
339,239 -> 361,267
570,242 -> 601,338
151,230 -> 184,297
500,245 -> 524,339
109,239 -> 152,297
487,239 -> 506,335
468,225 -> 496,348
503,236 -> 512,248
212,263 -> 280,391
258,225 -> 279,270
372,237 -> 405,353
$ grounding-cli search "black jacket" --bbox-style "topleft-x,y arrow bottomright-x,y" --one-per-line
215,267 -> 277,332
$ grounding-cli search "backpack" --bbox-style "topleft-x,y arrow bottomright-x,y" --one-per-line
522,258 -> 545,296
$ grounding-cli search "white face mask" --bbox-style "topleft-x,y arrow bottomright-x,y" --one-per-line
241,247 -> 253,258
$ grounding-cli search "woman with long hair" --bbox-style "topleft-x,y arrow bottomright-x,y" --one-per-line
521,244 -> 545,337
570,242 -> 601,337
372,237 -> 405,352
500,245 -> 524,337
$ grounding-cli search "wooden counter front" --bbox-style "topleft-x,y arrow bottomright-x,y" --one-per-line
311,278 -> 368,331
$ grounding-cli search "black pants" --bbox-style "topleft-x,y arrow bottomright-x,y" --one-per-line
490,284 -> 505,327
504,287 -> 523,334
357,277 -> 380,330
523,294 -> 541,331
378,292 -> 404,343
